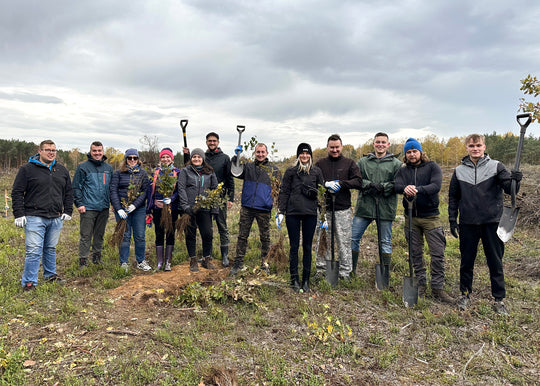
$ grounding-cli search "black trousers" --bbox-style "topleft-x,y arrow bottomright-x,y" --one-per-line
459,222 -> 505,300
285,214 -> 317,282
152,207 -> 178,246
185,211 -> 213,257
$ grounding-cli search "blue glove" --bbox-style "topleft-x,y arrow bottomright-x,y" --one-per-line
324,180 -> 341,192
234,145 -> 243,156
275,213 -> 284,228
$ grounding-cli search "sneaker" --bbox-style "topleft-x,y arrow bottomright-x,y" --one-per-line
457,294 -> 470,311
79,258 -> 88,267
121,262 -> 130,272
45,274 -> 62,283
493,300 -> 509,315
137,260 -> 152,271
23,282 -> 36,291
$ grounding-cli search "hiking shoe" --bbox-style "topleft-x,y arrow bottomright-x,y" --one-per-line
228,259 -> 244,277
92,253 -> 102,265
121,262 -> 130,272
432,288 -> 455,304
164,261 -> 171,271
136,260 -> 152,271
457,294 -> 470,311
23,282 -> 36,291
201,256 -> 216,270
417,285 -> 427,299
493,300 -> 509,315
189,257 -> 199,273
79,258 -> 88,267
45,274 -> 62,283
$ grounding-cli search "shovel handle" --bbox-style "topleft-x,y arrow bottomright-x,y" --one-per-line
517,113 -> 532,130
180,120 -> 188,147
236,125 -> 245,146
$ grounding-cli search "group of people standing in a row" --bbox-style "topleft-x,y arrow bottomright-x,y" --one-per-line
12,130 -> 521,314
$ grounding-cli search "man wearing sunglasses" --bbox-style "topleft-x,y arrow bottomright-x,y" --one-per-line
12,139 -> 73,291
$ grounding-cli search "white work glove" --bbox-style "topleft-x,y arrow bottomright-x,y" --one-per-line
324,180 -> 341,192
117,209 -> 128,219
14,216 -> 27,228
162,198 -> 171,205
60,213 -> 72,221
126,204 -> 136,213
275,213 -> 284,228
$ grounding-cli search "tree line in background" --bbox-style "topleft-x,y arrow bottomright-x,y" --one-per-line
1,131 -> 540,172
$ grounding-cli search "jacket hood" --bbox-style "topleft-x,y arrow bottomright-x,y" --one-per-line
29,153 -> 56,169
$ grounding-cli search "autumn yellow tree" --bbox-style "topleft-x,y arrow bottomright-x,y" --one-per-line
519,74 -> 540,123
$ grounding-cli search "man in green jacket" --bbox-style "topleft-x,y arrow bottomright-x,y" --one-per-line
352,132 -> 401,282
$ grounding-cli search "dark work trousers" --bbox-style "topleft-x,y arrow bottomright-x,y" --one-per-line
79,209 -> 109,259
404,215 -> 446,289
285,214 -> 317,281
459,222 -> 505,300
152,207 -> 178,246
235,207 -> 271,260
213,206 -> 230,247
185,210 -> 213,257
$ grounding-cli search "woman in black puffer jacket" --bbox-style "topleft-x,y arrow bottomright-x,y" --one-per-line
277,143 -> 324,293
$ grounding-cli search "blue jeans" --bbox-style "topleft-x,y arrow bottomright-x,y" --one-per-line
116,206 -> 146,264
21,216 -> 63,286
351,216 -> 393,254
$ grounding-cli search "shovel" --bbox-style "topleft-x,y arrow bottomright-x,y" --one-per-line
231,125 -> 246,177
403,196 -> 418,307
180,119 -> 188,147
325,191 -> 339,287
374,196 -> 388,290
497,113 -> 532,242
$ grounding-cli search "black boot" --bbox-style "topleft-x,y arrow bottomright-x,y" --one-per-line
92,252 -> 102,265
301,277 -> 310,293
189,257 -> 199,272
291,276 -> 301,292
382,253 -> 392,287
229,257 -> 244,277
164,245 -> 173,271
202,256 -> 216,270
221,245 -> 229,267
79,257 -> 88,268
155,246 -> 164,271
351,250 -> 359,277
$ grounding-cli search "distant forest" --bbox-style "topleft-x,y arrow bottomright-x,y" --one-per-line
1,132 -> 540,172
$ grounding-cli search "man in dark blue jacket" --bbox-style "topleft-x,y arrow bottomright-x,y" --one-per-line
449,134 -> 522,315
72,141 -> 113,267
229,143 -> 279,276
12,140 -> 73,290
394,138 -> 453,303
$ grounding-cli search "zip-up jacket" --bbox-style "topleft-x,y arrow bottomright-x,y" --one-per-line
278,165 -> 324,216
146,165 -> 181,213
12,154 -> 73,219
72,153 -> 113,211
449,154 -> 515,225
315,155 -> 362,211
109,166 -> 149,212
394,160 -> 442,217
355,152 -> 401,221
205,148 -> 234,202
177,165 -> 218,212
233,157 -> 279,212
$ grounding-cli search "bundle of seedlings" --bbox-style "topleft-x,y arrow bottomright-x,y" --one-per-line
265,166 -> 286,272
111,175 -> 143,247
155,165 -> 176,233
175,182 -> 226,240
316,184 -> 329,258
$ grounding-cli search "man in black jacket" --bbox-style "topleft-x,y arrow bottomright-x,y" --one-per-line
204,132 -> 235,267
12,140 -> 73,291
449,134 -> 522,315
394,138 -> 453,303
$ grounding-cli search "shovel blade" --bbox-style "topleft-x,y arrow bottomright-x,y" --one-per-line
402,276 -> 418,307
325,260 -> 339,288
375,264 -> 388,291
497,206 -> 520,243
231,162 -> 244,177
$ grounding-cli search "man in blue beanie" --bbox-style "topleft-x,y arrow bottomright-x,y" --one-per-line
395,138 -> 454,303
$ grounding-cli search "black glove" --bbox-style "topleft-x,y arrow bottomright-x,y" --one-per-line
368,182 -> 384,196
184,207 -> 194,216
510,170 -> 523,183
450,221 -> 459,238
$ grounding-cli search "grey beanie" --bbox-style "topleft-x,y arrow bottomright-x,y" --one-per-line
191,148 -> 205,161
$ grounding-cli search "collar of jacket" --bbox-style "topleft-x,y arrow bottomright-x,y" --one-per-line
367,152 -> 399,161
87,153 -> 108,165
461,154 -> 490,167
327,154 -> 343,162
29,153 -> 56,170
255,158 -> 269,166
206,147 -> 222,156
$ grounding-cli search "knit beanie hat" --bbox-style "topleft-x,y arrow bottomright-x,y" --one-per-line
191,148 -> 205,161
159,147 -> 174,160
297,143 -> 313,157
403,138 -> 422,153
125,148 -> 139,158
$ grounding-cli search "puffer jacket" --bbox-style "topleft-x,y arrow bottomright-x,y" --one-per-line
355,152 -> 402,221
449,154 -> 515,225
146,165 -> 181,213
177,164 -> 218,213
394,160 -> 442,217
109,165 -> 149,211
205,148 -> 234,202
12,154 -> 73,219
233,157 -> 280,212
278,165 -> 324,216
72,153 -> 113,211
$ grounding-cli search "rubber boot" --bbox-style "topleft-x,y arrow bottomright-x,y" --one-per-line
92,252 -> 102,265
301,277 -> 310,293
290,275 -> 301,292
351,250 -> 359,277
382,253 -> 392,287
202,256 -> 216,270
189,257 -> 199,272
229,257 -> 244,277
155,246 -> 164,271
221,246 -> 229,267
164,245 -> 173,271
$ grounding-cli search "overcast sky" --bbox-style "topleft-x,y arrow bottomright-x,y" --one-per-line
1,0 -> 539,158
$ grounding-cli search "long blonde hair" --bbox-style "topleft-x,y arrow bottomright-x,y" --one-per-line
294,155 -> 312,174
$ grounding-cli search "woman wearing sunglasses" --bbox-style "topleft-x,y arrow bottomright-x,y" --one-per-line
110,148 -> 150,272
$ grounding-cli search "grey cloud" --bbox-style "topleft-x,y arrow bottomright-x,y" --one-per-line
0,91 -> 63,104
